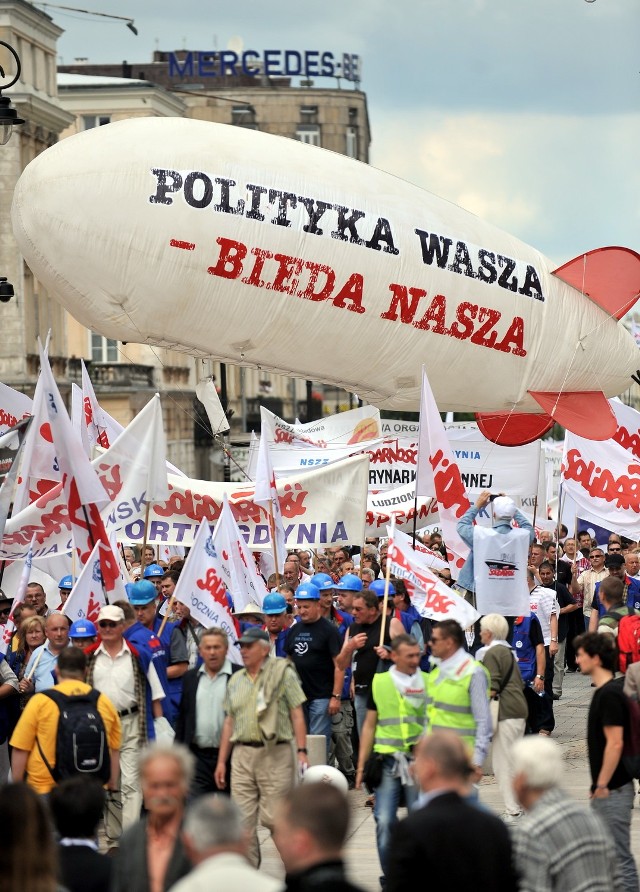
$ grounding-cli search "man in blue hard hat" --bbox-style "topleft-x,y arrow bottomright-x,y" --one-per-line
126,580 -> 177,724
57,575 -> 74,609
143,563 -> 164,596
68,619 -> 97,649
335,573 -> 363,618
262,593 -> 291,657
284,582 -> 345,760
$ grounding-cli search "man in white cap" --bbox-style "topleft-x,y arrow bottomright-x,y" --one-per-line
457,491 -> 535,636
85,604 -> 165,831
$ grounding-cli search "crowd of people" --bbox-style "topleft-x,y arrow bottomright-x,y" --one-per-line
0,509 -> 639,892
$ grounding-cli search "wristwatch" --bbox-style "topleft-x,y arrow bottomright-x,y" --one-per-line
536,675 -> 544,680
550,637 -> 558,642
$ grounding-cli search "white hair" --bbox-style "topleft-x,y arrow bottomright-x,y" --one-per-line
184,794 -> 245,852
139,741 -> 195,787
511,736 -> 563,790
479,613 -> 509,640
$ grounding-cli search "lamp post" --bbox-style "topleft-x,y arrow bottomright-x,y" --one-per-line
0,41 -> 25,146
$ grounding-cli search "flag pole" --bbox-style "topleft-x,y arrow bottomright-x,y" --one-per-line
140,501 -> 152,569
268,503 -> 281,589
379,516 -> 396,648
157,595 -> 175,638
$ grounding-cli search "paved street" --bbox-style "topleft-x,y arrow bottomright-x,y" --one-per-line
260,670 -> 640,889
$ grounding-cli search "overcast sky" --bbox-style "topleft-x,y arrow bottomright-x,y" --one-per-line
51,0 -> 639,266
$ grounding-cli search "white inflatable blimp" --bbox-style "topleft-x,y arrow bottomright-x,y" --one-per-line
11,118 -> 640,445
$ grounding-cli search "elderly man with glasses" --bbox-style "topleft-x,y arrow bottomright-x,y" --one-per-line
214,627 -> 307,868
571,548 -> 608,631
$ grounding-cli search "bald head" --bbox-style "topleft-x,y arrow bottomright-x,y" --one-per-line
412,731 -> 472,793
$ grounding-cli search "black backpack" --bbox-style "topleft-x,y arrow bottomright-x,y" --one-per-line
36,688 -> 110,783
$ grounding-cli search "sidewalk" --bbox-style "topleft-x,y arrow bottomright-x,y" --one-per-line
259,671 -> 640,890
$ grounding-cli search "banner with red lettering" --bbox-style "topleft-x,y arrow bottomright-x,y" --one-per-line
561,430 -> 640,539
260,404 -> 381,448
212,495 -> 270,611
387,531 -> 479,628
0,382 -> 32,436
0,534 -> 36,656
366,483 -> 438,536
415,367 -> 470,577
62,542 -> 107,624
611,398 -> 640,462
172,517 -> 241,663
393,527 -> 449,572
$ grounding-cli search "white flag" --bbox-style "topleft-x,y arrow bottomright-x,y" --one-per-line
415,366 -> 470,578
254,422 -> 288,571
63,542 -> 107,624
0,534 -> 36,655
388,528 -> 479,628
212,494 -> 269,611
172,518 -> 241,663
81,360 -> 112,450
196,378 -> 229,434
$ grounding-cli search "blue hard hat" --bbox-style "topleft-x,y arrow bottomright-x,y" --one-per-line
58,575 -> 74,590
295,581 -> 321,601
69,619 -> 97,638
262,593 -> 287,615
128,579 -> 158,605
310,572 -> 335,590
369,579 -> 396,597
336,573 -> 363,592
143,563 -> 164,578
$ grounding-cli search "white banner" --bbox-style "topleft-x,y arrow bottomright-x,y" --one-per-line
388,531 -> 479,628
1,443 -> 369,559
260,404 -> 381,448
472,526 -> 531,616
366,482 -> 438,536
561,430 -> 640,539
172,518 -> 241,664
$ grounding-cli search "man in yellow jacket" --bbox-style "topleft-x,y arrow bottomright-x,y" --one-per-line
426,619 -> 492,782
356,633 -> 428,885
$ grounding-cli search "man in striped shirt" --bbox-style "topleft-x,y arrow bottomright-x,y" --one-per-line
214,627 -> 307,868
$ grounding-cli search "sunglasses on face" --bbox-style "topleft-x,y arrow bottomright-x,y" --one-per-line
0,608 -> 10,617
97,621 -> 118,629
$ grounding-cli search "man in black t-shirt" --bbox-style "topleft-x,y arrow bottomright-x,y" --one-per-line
575,632 -> 638,892
284,581 -> 344,759
338,589 -> 405,735
539,561 -> 578,701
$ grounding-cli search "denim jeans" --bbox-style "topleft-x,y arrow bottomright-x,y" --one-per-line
591,782 -> 638,892
374,754 -> 419,879
304,698 -> 332,760
354,691 -> 369,735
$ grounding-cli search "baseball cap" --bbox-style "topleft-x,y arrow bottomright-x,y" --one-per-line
97,605 -> 125,623
238,627 -> 270,645
492,496 -> 517,520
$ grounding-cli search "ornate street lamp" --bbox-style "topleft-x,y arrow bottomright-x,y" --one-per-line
0,41 -> 25,146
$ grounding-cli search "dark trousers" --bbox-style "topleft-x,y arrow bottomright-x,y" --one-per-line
565,611 -> 584,671
189,745 -> 229,800
524,647 -> 555,734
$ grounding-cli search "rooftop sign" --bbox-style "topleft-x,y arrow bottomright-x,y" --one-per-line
168,50 -> 361,82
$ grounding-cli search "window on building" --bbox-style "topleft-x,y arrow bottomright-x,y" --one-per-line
90,332 -> 118,363
231,105 -> 257,129
300,105 -> 318,124
82,115 -> 111,130
345,125 -> 358,158
297,124 -> 321,146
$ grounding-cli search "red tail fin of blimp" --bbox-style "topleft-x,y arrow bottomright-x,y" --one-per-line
552,246 -> 640,319
476,390 -> 617,446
